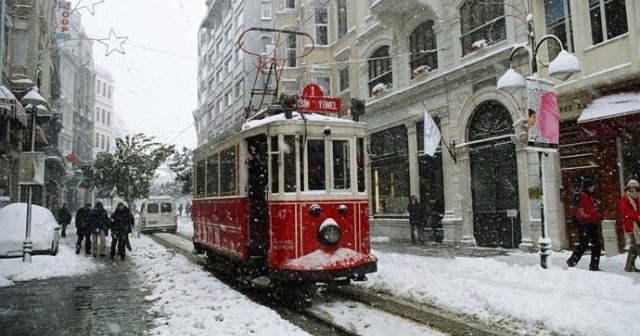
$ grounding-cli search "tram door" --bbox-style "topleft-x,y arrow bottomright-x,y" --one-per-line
247,135 -> 269,258
468,101 -> 521,248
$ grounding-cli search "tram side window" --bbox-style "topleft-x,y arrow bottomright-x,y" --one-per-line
220,147 -> 236,194
357,138 -> 365,192
271,136 -> 279,193
332,140 -> 351,190
207,154 -> 219,197
284,135 -> 296,192
308,139 -> 326,190
196,160 -> 206,197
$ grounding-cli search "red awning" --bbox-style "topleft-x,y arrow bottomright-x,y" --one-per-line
0,100 -> 28,127
577,92 -> 640,138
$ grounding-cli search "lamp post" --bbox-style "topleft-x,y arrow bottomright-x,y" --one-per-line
20,86 -> 48,263
497,27 -> 581,268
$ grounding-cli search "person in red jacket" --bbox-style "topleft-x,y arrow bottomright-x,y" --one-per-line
619,179 -> 640,272
567,177 -> 603,271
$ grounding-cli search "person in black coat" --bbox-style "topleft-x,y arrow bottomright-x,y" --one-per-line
88,202 -> 110,257
75,203 -> 92,255
407,195 -> 424,244
58,203 -> 72,238
109,202 -> 134,260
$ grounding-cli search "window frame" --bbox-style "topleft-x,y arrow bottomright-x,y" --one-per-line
315,6 -> 329,45
588,0 -> 628,45
261,2 -> 272,20
409,20 -> 438,77
459,0 -> 506,56
368,46 -> 393,96
337,0 -> 348,39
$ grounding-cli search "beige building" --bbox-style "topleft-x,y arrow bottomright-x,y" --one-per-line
267,0 -> 640,253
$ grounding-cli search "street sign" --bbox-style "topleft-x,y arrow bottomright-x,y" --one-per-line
297,96 -> 341,113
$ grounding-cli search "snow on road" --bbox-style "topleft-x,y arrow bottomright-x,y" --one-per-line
129,234 -> 309,336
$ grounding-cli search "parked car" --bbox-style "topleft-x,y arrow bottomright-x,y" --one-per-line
0,203 -> 61,257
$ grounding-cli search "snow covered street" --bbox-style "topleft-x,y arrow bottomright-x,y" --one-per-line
1,217 -> 640,335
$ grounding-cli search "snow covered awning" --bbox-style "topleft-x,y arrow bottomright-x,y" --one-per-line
578,92 -> 640,123
577,92 -> 640,138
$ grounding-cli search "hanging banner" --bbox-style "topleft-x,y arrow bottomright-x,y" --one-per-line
55,1 -> 72,41
527,76 -> 559,152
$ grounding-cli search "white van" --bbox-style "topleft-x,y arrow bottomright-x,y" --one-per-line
139,196 -> 177,234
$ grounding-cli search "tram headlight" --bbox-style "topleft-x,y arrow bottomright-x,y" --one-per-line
309,203 -> 321,217
318,219 -> 341,246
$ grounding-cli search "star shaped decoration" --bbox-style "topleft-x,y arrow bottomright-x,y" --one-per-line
97,29 -> 128,56
74,0 -> 105,15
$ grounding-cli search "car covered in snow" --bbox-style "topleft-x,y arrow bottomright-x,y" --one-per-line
0,203 -> 61,257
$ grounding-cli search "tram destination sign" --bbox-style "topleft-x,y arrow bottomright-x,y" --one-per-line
297,96 -> 341,113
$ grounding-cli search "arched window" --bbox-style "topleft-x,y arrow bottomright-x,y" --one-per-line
409,20 -> 438,77
368,46 -> 392,96
460,0 -> 505,56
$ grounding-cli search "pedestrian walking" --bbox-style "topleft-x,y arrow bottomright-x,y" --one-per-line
566,177 -> 603,271
185,202 -> 192,218
407,195 -> 424,244
58,203 -> 72,238
178,204 -> 183,217
619,179 -> 640,272
75,203 -> 92,255
109,202 -> 134,260
88,202 -> 110,258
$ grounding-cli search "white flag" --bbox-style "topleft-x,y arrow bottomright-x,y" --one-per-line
422,103 -> 440,157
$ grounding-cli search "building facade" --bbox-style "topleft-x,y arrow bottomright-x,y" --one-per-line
93,65 -> 113,159
194,1 -> 640,253
195,0 -> 272,145
0,0 -> 60,209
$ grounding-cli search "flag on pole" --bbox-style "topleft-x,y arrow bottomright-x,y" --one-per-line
423,103 -> 440,157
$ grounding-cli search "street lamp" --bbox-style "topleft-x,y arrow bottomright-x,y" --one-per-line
20,86 -> 48,263
497,33 -> 582,269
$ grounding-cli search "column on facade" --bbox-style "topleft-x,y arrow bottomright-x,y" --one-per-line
515,129 -> 534,251
440,115 -> 464,244
406,122 -> 419,200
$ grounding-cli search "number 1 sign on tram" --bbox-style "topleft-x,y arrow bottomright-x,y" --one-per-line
297,83 -> 341,113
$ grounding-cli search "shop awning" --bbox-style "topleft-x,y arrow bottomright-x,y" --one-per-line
577,92 -> 640,138
0,93 -> 28,127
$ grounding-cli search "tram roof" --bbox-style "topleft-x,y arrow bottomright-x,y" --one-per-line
242,111 -> 358,131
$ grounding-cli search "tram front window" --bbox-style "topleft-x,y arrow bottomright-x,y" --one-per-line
333,140 -> 351,190
307,139 -> 325,190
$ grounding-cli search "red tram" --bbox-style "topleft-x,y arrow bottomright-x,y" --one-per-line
191,105 -> 377,285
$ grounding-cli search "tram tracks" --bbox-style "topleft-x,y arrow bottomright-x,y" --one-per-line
147,232 -> 507,336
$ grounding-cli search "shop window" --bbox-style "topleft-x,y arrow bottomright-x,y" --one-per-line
370,125 -> 409,215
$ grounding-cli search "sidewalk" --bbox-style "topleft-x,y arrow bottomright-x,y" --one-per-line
371,237 -> 640,279
0,228 -> 152,335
